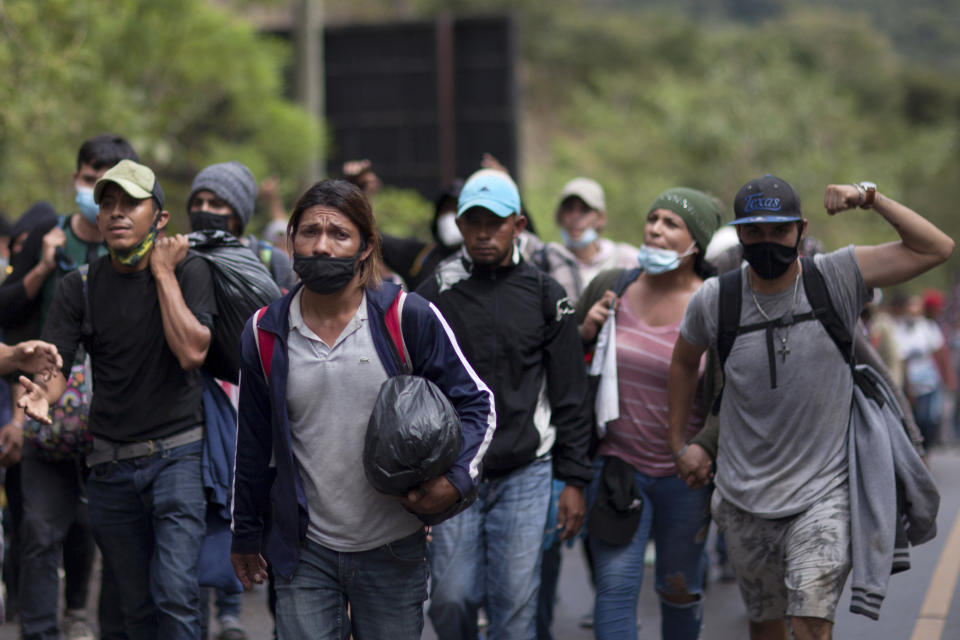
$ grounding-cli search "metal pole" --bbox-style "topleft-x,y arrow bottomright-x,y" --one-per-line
435,12 -> 456,187
295,0 -> 324,183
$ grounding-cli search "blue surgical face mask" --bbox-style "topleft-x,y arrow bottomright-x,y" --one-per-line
75,186 -> 99,224
637,242 -> 696,274
561,227 -> 598,250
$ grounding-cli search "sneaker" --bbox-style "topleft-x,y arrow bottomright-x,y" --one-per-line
217,615 -> 249,640
64,616 -> 95,640
477,607 -> 489,630
644,541 -> 656,567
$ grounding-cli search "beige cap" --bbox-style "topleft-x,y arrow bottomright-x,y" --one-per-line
94,159 -> 165,209
558,177 -> 605,213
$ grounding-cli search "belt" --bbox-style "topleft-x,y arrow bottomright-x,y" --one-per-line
86,426 -> 204,467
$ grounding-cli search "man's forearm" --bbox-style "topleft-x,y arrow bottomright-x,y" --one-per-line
21,260 -> 56,300
667,359 -> 700,454
872,194 -> 954,260
0,344 -> 15,375
154,270 -> 210,370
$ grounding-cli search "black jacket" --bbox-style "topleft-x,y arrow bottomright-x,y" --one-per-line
417,248 -> 593,486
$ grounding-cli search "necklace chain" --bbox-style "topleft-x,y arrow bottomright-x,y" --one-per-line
749,267 -> 802,362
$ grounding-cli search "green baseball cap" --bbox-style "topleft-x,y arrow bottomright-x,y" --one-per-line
94,159 -> 165,210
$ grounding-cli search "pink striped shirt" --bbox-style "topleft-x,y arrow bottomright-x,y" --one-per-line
596,298 -> 705,477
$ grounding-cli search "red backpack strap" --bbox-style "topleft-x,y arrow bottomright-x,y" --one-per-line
253,306 -> 275,381
384,290 -> 411,373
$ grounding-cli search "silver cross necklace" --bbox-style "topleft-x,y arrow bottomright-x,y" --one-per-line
749,266 -> 802,363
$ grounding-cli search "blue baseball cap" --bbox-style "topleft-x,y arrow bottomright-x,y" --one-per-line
729,174 -> 802,225
457,169 -> 521,218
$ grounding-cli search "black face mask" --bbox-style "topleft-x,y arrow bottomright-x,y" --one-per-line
293,241 -> 366,295
742,239 -> 799,280
189,210 -> 233,233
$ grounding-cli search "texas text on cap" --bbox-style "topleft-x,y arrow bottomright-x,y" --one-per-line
93,159 -> 166,210
558,177 -> 606,213
457,169 -> 521,218
730,174 -> 801,225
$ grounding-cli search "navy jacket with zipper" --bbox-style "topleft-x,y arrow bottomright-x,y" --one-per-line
231,281 -> 496,580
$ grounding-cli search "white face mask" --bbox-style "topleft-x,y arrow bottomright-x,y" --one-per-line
636,242 -> 696,274
436,212 -> 463,247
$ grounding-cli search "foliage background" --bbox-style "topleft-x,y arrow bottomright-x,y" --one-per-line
1,0 -> 957,288
0,0 -> 320,233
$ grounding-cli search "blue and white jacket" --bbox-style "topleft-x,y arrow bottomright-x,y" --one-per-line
230,281 -> 496,579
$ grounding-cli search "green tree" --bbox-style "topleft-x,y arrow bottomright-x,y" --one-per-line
0,0 -> 321,231
409,1 -> 960,285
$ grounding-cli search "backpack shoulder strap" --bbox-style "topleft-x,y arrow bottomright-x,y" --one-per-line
716,267 -> 743,368
384,290 -> 411,374
77,263 -> 93,339
256,239 -> 274,272
253,306 -> 275,381
800,256 -> 853,368
611,267 -> 642,297
531,245 -> 550,273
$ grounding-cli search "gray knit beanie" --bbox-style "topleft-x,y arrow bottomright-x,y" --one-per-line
187,161 -> 258,231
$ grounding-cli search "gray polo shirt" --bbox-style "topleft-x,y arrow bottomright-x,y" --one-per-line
681,247 -> 870,518
286,289 -> 422,551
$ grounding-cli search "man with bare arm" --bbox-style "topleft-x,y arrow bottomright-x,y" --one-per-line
668,175 -> 953,640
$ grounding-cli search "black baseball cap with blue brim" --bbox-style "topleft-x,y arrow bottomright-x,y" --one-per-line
729,174 -> 802,225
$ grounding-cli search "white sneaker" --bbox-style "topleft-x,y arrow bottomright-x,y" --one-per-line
64,616 -> 95,640
217,615 -> 249,640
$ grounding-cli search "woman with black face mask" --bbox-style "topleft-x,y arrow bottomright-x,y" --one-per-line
231,179 -> 495,640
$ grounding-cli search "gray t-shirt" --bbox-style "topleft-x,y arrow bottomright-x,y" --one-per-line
286,289 -> 422,551
681,247 -> 870,518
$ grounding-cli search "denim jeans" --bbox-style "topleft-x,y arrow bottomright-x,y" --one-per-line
86,438 -> 206,640
913,388 -> 943,446
586,458 -> 711,640
428,458 -> 552,640
19,454 -> 95,640
274,530 -> 428,640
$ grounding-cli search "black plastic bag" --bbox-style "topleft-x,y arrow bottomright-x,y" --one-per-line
364,375 -> 461,494
188,230 -> 283,383
364,375 -> 476,524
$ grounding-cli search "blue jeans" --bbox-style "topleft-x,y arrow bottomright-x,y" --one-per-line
428,458 -> 552,640
274,530 -> 428,640
587,458 -> 711,640
86,438 -> 206,640
913,388 -> 943,446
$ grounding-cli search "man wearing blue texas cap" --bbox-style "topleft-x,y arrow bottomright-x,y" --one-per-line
418,168 -> 593,639
669,174 -> 952,639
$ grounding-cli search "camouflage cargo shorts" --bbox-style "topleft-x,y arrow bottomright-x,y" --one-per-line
712,480 -> 852,622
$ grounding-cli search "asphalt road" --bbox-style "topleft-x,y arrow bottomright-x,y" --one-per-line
3,447 -> 959,639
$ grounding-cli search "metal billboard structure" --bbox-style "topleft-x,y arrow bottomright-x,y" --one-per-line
322,14 -> 518,199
